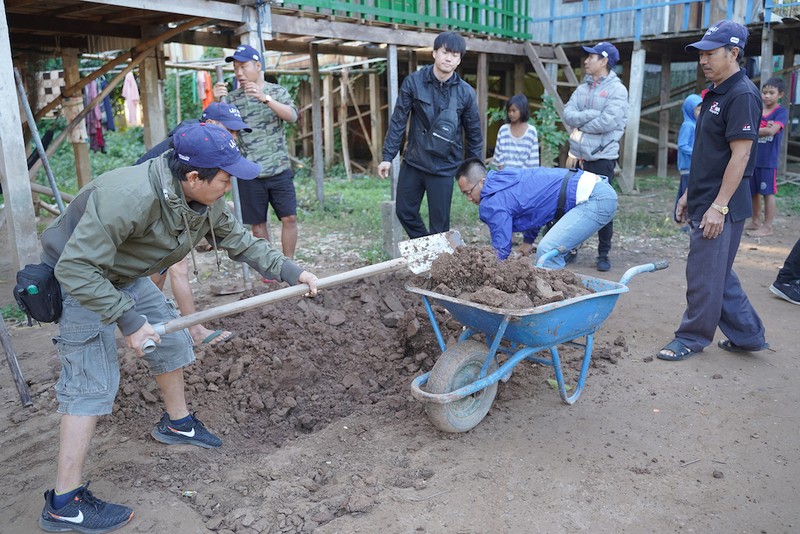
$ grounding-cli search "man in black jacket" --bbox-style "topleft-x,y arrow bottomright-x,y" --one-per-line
378,31 -> 483,238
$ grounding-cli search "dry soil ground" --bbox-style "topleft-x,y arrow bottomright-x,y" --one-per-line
1,202 -> 798,534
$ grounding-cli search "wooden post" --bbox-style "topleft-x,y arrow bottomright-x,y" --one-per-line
175,72 -> 182,124
477,53 -> 488,161
61,48 -> 92,188
760,24 -> 774,92
778,44 -> 795,179
513,62 -> 526,95
657,53 -> 671,179
621,45 -> 646,194
339,69 -> 352,181
387,44 -> 400,199
323,74 -> 334,168
0,317 -> 33,407
383,44 -> 402,257
301,81 -> 312,157
310,43 -> 324,205
369,72 -> 383,172
140,41 -> 168,150
0,0 -> 39,269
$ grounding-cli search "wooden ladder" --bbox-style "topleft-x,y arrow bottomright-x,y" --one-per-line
523,42 -> 581,126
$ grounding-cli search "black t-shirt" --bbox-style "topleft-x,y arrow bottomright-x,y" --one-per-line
688,69 -> 761,222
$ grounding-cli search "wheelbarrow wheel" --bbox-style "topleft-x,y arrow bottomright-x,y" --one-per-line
424,340 -> 498,433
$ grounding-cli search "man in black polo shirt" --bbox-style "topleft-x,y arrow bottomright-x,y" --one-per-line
658,20 -> 768,361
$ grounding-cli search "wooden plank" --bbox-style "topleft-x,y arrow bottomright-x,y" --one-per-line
513,62 -> 525,95
369,72 -> 383,170
778,44 -> 794,178
33,17 -> 204,122
271,13 -> 526,56
339,69 -> 352,181
657,54 -> 671,178
140,40 -> 168,150
81,0 -> 246,22
310,43 -> 325,205
524,42 -> 563,117
0,0 -> 39,270
61,48 -> 92,189
323,74 -> 334,168
621,46 -> 646,194
345,73 -> 375,164
477,53 -> 488,161
0,317 -> 32,407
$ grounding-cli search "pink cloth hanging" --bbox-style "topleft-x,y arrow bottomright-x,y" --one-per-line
122,72 -> 141,126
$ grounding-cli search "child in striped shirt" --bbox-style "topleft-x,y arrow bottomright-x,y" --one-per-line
492,94 -> 540,169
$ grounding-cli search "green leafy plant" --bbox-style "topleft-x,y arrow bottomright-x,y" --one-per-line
532,94 -> 569,167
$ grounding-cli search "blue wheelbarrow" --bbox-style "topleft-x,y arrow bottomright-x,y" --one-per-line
407,251 -> 668,433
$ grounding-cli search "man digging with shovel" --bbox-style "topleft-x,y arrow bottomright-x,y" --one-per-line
37,122 -> 318,533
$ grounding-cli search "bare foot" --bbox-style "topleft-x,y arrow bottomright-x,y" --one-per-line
744,221 -> 761,231
748,226 -> 773,237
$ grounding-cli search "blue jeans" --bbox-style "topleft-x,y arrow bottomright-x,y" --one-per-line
536,179 -> 618,269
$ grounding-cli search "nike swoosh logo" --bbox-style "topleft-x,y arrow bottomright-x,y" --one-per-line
50,510 -> 84,524
168,426 -> 195,437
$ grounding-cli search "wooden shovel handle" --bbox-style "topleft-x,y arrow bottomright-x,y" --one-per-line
142,258 -> 407,353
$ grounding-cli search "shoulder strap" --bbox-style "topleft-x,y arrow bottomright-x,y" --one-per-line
554,169 -> 576,221
447,82 -> 459,111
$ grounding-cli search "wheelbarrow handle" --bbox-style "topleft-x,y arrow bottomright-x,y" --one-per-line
619,260 -> 669,287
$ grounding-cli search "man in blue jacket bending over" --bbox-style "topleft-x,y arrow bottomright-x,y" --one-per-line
455,158 -> 618,269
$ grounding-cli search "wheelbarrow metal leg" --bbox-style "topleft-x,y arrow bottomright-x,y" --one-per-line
550,333 -> 594,405
421,295 -> 447,354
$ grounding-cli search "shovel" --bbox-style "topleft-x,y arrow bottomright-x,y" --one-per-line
142,230 -> 464,353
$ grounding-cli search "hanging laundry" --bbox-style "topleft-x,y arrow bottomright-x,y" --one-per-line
100,77 -> 115,131
84,80 -> 105,152
122,72 -> 141,126
201,71 -> 214,109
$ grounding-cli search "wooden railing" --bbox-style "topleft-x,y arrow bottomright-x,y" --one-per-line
282,1 -> 533,40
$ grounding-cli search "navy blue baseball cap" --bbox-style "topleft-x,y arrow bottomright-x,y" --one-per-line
172,123 -> 260,180
686,20 -> 748,52
201,102 -> 252,133
225,44 -> 262,63
582,42 -> 620,67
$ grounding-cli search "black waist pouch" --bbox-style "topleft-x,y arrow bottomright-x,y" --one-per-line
13,263 -> 62,326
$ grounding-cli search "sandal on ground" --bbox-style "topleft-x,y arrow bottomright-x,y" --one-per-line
717,339 -> 770,353
200,330 -> 237,346
657,339 -> 698,361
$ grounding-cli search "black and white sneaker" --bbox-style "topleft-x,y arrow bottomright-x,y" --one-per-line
151,412 -> 222,448
770,280 -> 800,305
40,482 -> 133,534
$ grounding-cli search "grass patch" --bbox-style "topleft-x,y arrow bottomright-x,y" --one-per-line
777,183 -> 800,216
1,303 -> 27,325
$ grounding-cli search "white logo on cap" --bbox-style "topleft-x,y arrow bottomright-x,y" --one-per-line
178,153 -> 190,161
730,37 -> 740,44
228,139 -> 237,150
236,45 -> 246,52
707,25 -> 719,34
228,106 -> 241,117
601,51 -> 608,58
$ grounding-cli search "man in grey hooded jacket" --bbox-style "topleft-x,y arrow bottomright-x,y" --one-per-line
564,42 -> 628,272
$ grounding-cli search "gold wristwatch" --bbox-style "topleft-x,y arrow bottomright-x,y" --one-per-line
711,202 -> 729,215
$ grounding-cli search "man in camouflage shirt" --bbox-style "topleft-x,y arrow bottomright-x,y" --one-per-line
214,44 -> 299,259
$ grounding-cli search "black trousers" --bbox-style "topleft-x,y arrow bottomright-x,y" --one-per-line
395,162 -> 454,239
777,238 -> 800,283
580,159 -> 616,257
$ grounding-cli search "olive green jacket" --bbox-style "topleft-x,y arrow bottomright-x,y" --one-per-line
41,152 -> 302,335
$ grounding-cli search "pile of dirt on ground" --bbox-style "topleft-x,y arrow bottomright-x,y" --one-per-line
418,245 -> 592,308
109,272 -> 459,452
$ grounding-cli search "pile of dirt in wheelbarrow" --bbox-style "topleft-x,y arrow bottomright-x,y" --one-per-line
417,245 -> 593,308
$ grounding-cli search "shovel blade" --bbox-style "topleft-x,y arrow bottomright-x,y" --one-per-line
398,230 -> 464,274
